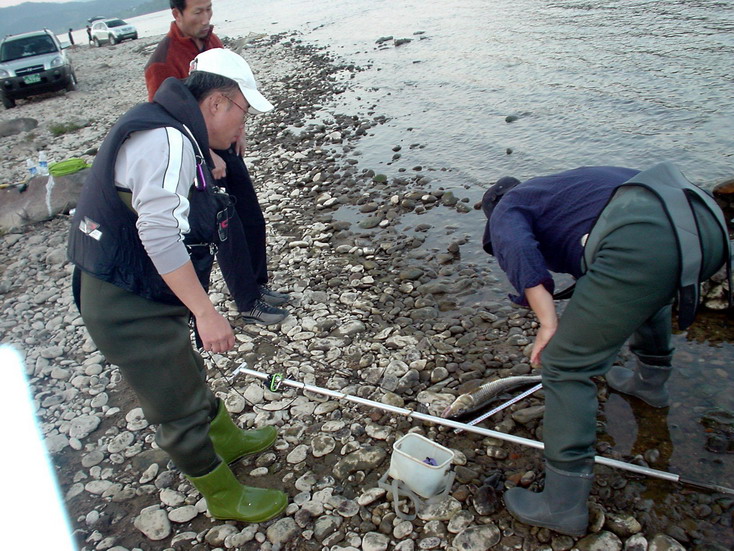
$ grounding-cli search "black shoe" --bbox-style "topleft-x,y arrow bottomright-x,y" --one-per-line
241,299 -> 288,325
260,285 -> 290,307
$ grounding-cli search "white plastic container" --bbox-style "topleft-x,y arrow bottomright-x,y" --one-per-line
388,433 -> 455,499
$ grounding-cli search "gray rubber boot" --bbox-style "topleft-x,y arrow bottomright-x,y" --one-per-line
606,357 -> 672,408
504,462 -> 593,537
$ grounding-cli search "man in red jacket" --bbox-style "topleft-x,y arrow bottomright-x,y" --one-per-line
145,0 -> 291,325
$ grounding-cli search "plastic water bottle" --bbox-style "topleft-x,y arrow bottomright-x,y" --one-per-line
25,158 -> 38,177
38,151 -> 48,176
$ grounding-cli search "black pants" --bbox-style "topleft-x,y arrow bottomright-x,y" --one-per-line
213,148 -> 268,312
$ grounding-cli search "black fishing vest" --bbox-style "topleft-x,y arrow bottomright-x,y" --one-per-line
67,89 -> 229,306
582,162 -> 732,329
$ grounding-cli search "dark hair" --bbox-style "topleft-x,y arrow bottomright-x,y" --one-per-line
170,0 -> 186,11
183,71 -> 239,103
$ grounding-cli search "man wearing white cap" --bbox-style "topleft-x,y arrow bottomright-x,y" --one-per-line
68,48 -> 288,523
145,0 -> 291,326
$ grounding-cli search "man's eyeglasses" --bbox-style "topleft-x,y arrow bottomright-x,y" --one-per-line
223,95 -> 248,124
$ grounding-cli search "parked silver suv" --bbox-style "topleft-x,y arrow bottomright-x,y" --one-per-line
0,29 -> 76,109
91,18 -> 138,47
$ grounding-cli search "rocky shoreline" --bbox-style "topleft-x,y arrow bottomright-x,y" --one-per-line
1,32 -> 732,551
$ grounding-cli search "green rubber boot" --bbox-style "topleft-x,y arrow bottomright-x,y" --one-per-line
606,358 -> 672,408
504,462 -> 593,537
209,399 -> 277,464
188,461 -> 288,523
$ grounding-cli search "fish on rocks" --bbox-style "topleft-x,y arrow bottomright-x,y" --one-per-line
441,375 -> 542,418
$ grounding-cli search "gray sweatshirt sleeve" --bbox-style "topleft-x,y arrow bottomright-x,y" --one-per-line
114,127 -> 195,275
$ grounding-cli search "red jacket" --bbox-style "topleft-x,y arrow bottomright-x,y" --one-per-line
144,21 -> 224,101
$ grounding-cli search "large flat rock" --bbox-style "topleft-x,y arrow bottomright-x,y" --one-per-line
0,169 -> 88,232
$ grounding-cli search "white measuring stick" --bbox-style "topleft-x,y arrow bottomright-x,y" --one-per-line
454,383 -> 543,434
230,365 -> 734,494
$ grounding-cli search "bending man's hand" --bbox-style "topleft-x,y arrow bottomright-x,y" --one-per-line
210,149 -> 226,180
161,261 -> 235,353
525,283 -> 558,368
234,132 -> 247,157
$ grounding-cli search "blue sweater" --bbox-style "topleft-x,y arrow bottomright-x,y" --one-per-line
488,166 -> 639,305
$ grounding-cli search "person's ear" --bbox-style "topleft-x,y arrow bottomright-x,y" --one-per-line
203,92 -> 224,117
172,8 -> 182,22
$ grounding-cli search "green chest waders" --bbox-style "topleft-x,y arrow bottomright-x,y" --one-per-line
583,162 -> 732,329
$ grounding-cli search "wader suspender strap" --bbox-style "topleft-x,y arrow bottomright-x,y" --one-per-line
583,162 -> 732,330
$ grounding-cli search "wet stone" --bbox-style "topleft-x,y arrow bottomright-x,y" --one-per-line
314,515 -> 342,542
287,443 -> 309,464
133,505 -> 171,541
447,509 -> 474,533
267,517 -> 300,545
334,320 -> 367,337
69,415 -> 100,439
648,534 -> 687,550
393,520 -> 413,539
417,496 -> 462,521
455,465 -> 479,484
205,524 -> 239,546
107,431 -> 135,454
125,407 -> 148,431
511,405 -> 545,425
574,530 -> 622,551
605,512 -> 642,538
332,495 -> 360,517
45,434 -> 69,453
362,531 -> 390,551
623,533 -> 648,551
333,446 -> 387,479
473,484 -> 502,516
159,488 -> 185,507
418,537 -> 442,549
295,471 -> 318,492
358,487 -> 386,507
168,505 -> 198,523
399,268 -> 424,280
452,524 -> 502,550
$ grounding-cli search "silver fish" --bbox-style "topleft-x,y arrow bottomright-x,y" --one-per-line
441,375 -> 542,418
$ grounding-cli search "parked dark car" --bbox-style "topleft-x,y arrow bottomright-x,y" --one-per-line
0,29 -> 76,109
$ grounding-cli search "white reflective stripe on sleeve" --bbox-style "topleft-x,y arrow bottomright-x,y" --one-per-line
163,127 -> 191,235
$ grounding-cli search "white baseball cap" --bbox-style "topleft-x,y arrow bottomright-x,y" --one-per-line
189,48 -> 274,114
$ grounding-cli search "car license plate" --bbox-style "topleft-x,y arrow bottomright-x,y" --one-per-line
23,74 -> 41,84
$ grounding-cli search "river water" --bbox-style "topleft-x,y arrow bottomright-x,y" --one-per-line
128,0 -> 733,490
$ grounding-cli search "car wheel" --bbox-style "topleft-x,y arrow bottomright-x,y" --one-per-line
1,92 -> 15,109
109,34 -> 117,45
93,37 -> 100,47
66,70 -> 77,92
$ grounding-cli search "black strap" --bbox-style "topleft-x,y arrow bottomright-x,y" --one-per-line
72,265 -> 82,313
553,284 -> 576,300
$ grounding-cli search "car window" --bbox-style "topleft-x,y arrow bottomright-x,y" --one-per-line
0,35 -> 57,62
106,19 -> 126,28
93,23 -> 104,30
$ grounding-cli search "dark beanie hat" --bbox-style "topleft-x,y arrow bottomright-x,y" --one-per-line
481,176 -> 522,255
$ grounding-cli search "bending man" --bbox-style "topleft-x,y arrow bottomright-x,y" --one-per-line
481,164 -> 729,536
